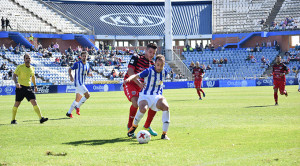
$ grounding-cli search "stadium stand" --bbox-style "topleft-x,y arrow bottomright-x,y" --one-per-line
0,0 -> 86,33
213,0 -> 277,33
182,48 -> 279,80
45,1 -> 212,36
272,0 -> 300,30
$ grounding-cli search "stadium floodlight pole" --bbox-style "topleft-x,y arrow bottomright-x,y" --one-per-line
164,0 -> 173,61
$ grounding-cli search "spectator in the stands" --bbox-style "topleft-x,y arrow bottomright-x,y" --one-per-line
8,45 -> 13,52
266,59 -> 270,67
256,45 -> 261,52
5,18 -> 12,31
261,56 -> 266,64
276,43 -> 280,52
211,45 -> 215,51
295,44 -> 299,50
206,64 -> 211,70
53,42 -> 59,52
213,58 -> 217,64
185,44 -> 190,51
292,66 -> 297,73
68,46 -> 74,55
1,44 -> 6,52
37,43 -> 43,51
30,45 -> 35,52
1,17 -> 5,31
189,61 -> 195,71
14,45 -> 20,54
273,40 -> 278,46
55,57 -> 60,64
250,55 -> 256,63
260,19 -> 265,25
205,44 -> 209,50
219,58 -> 223,64
0,63 -> 8,70
196,43 -> 201,52
2,73 -> 8,80
267,40 -> 272,47
261,41 -> 266,47
224,58 -> 228,64
8,69 -> 13,79
29,34 -> 34,44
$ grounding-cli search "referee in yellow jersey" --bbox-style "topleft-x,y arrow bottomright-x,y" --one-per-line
11,53 -> 48,124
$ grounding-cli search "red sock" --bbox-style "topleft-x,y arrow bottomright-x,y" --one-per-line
128,105 -> 138,128
144,108 -> 156,128
274,92 -> 278,103
197,89 -> 201,98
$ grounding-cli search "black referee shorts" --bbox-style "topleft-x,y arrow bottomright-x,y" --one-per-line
16,86 -> 36,102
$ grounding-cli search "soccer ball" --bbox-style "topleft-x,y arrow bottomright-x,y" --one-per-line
136,130 -> 151,144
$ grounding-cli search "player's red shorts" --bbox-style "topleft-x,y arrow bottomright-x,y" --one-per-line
194,80 -> 202,89
273,80 -> 286,94
123,82 -> 141,102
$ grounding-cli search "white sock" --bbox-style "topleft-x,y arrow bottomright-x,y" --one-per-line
133,110 -> 145,126
162,111 -> 170,132
77,96 -> 87,108
68,101 -> 78,114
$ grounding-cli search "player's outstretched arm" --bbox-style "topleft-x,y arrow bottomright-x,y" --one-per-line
68,68 -> 74,82
124,74 -> 140,84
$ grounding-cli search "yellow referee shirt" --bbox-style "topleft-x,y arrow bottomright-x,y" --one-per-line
14,64 -> 35,86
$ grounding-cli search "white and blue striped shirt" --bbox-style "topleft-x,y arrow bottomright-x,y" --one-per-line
139,66 -> 167,95
70,61 -> 90,87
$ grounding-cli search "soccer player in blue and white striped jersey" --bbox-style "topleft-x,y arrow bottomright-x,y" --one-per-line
125,55 -> 170,140
66,51 -> 92,118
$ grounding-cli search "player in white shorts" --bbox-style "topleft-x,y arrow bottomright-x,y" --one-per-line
66,51 -> 92,118
125,55 -> 170,140
296,65 -> 300,92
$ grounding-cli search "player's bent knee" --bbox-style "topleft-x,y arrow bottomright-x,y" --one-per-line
85,93 -> 90,99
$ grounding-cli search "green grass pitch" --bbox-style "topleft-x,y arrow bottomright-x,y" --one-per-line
0,86 -> 299,165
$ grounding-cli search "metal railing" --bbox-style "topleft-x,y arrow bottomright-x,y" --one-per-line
170,50 -> 192,81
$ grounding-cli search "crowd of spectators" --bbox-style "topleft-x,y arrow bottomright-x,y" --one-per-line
271,17 -> 299,31
183,43 -> 225,52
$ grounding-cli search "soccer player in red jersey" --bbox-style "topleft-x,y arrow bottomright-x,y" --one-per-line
192,61 -> 205,100
272,55 -> 289,105
123,43 -> 158,136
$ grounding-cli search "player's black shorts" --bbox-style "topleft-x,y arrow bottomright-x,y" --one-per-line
16,86 -> 36,102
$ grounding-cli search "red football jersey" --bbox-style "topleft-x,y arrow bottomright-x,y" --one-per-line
272,63 -> 289,81
124,55 -> 154,84
192,67 -> 205,81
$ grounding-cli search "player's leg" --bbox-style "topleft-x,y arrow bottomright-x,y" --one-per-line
156,96 -> 170,140
128,99 -> 149,137
67,93 -> 82,118
298,78 -> 300,92
75,85 -> 89,115
30,99 -> 48,123
143,108 -> 158,136
199,80 -> 205,97
279,82 -> 287,96
124,83 -> 139,129
273,85 -> 279,105
11,101 -> 21,124
11,87 -> 24,124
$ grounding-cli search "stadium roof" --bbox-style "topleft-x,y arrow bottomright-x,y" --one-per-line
45,0 -> 212,39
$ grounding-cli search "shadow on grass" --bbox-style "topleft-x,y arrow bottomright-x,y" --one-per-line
22,117 -> 69,122
245,105 -> 275,108
63,137 -> 136,146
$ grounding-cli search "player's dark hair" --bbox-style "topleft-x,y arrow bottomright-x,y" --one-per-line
24,53 -> 30,60
276,55 -> 281,58
147,43 -> 157,50
81,51 -> 88,56
155,54 -> 165,63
